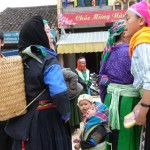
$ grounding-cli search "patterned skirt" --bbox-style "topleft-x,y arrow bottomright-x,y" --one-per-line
11,107 -> 72,150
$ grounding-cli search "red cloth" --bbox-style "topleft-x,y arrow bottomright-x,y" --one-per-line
76,57 -> 87,71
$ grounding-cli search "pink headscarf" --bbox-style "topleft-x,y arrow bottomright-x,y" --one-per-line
128,0 -> 150,26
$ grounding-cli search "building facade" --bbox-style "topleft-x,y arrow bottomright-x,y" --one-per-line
56,0 -> 137,73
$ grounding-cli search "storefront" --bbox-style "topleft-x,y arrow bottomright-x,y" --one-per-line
57,7 -> 126,73
56,31 -> 109,73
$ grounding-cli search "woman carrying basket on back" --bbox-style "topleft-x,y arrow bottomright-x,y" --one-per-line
5,16 -> 72,150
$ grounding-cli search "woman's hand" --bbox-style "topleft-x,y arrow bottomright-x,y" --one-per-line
74,138 -> 81,150
74,143 -> 80,150
73,138 -> 81,143
133,101 -> 149,125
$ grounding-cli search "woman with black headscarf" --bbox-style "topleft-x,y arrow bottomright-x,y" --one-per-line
5,16 -> 72,150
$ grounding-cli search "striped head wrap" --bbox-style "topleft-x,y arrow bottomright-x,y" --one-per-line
102,20 -> 125,62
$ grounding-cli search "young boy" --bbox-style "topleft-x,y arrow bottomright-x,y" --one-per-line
75,94 -> 108,150
77,94 -> 94,118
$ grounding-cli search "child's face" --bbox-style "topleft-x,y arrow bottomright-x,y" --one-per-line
86,104 -> 97,118
124,10 -> 145,42
79,100 -> 92,114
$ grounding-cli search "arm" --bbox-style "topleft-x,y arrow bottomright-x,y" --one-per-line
75,70 -> 87,91
132,44 -> 150,125
74,143 -> 80,150
74,133 -> 81,150
63,68 -> 78,90
134,87 -> 150,126
99,63 -> 109,102
44,59 -> 70,121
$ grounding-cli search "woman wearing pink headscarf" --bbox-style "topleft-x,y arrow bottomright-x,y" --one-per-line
124,1 -> 150,149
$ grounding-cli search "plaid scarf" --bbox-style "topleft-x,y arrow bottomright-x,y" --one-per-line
84,102 -> 108,130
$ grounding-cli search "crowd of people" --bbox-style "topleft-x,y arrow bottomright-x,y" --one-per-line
0,0 -> 150,150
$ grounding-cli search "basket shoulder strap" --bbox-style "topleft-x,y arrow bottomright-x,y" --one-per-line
16,88 -> 47,116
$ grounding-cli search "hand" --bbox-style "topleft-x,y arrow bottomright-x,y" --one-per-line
62,113 -> 70,123
133,102 -> 149,125
74,143 -> 80,150
65,119 -> 69,123
73,138 -> 81,143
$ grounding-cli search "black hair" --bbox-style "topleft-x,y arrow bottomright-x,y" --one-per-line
115,35 -> 122,43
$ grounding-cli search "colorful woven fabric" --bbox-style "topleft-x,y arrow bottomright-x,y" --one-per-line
102,20 -> 125,62
84,102 -> 108,130
100,75 -> 109,86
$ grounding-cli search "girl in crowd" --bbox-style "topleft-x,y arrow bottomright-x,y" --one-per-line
124,1 -> 150,149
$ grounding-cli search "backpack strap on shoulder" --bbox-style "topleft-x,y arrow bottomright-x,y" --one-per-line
20,46 -> 43,64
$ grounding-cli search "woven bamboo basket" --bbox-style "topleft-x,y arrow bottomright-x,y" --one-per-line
0,56 -> 27,121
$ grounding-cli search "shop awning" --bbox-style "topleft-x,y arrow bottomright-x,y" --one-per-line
56,31 -> 109,54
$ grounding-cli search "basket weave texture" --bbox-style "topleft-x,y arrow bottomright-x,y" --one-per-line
0,56 -> 27,121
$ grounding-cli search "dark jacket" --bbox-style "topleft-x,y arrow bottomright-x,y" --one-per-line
62,68 -> 83,100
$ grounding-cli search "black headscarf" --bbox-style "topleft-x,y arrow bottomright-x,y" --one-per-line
18,15 -> 50,52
